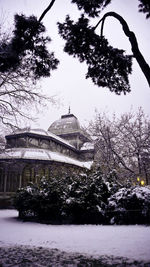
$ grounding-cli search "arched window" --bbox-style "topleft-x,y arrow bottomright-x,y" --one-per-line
35,167 -> 45,184
7,169 -> 20,192
22,166 -> 33,187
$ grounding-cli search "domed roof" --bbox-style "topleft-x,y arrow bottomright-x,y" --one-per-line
48,114 -> 81,135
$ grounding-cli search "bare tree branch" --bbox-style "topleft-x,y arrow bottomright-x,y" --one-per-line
39,0 -> 56,22
90,109 -> 150,184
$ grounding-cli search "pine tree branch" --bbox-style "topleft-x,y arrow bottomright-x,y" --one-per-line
95,11 -> 150,87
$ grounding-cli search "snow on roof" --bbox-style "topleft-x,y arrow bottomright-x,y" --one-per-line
0,148 -> 93,169
80,142 -> 94,150
7,128 -> 76,150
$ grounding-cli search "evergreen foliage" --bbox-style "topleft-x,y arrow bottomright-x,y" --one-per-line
107,186 -> 150,224
71,0 -> 150,19
0,14 -> 59,81
1,0 -> 150,96
14,168 -> 150,225
138,0 -> 150,18
71,0 -> 112,17
58,15 -> 132,94
14,169 -> 116,224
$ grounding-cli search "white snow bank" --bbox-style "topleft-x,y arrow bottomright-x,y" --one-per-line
0,210 -> 150,261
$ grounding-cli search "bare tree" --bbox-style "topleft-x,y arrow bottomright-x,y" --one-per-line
90,108 -> 150,185
0,17 -> 57,131
117,108 -> 150,184
0,6 -> 60,130
0,68 -> 51,128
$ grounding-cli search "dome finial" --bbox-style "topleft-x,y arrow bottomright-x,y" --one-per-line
68,106 -> 71,114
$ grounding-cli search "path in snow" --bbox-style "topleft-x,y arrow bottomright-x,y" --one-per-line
0,209 -> 150,262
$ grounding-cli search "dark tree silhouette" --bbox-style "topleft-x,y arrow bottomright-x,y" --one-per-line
58,15 -> 132,94
57,9 -> 150,93
137,0 -> 150,18
38,0 -> 150,20
39,0 -> 150,94
71,0 -> 150,19
71,0 -> 112,17
1,0 -> 150,93
94,12 -> 150,87
0,12 -> 58,129
0,14 -> 59,81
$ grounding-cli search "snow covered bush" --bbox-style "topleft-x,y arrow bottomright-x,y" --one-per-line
105,169 -> 122,195
107,186 -> 150,224
14,168 -> 119,224
14,183 -> 40,219
14,178 -> 63,222
61,170 -> 110,224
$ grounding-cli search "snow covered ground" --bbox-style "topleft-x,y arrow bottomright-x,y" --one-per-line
0,209 -> 150,263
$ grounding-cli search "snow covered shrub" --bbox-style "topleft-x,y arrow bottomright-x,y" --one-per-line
14,183 -> 40,219
61,171 -> 110,224
33,177 -> 63,221
15,177 -> 65,221
14,169 -> 121,224
107,186 -> 150,224
105,169 -> 122,195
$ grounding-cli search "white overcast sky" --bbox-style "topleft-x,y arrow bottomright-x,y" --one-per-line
0,0 -> 150,129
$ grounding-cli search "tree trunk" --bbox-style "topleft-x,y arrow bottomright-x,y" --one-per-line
96,12 -> 150,87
